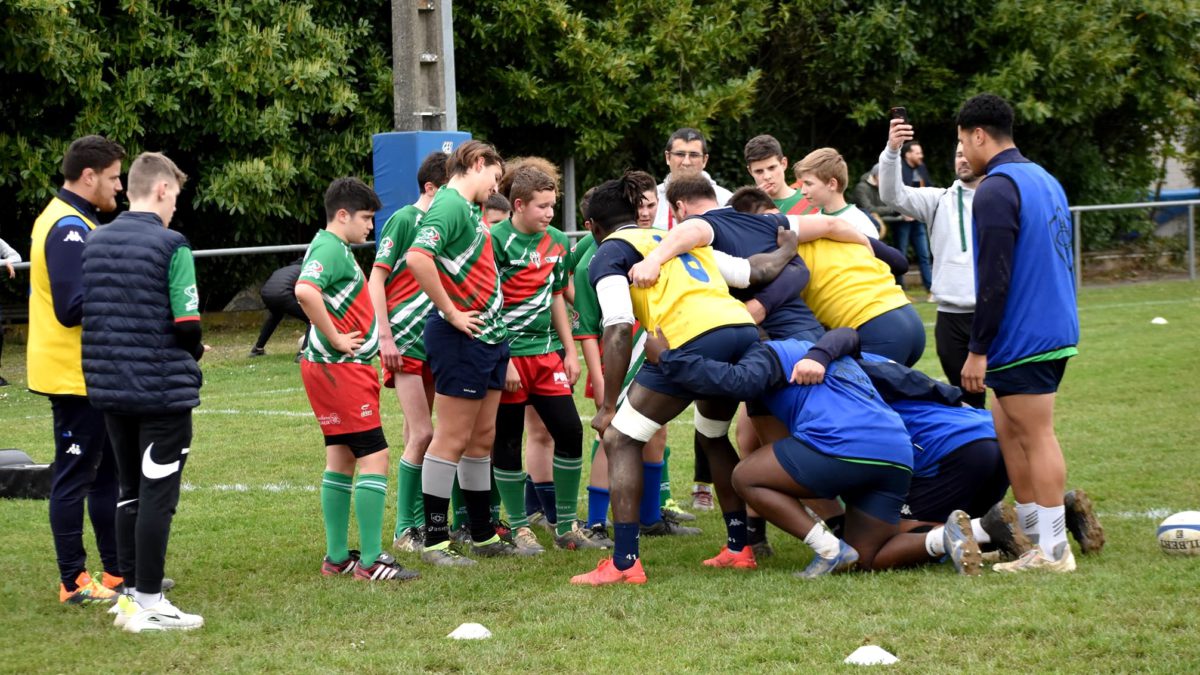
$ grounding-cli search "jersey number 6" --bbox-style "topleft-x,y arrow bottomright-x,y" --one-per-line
652,235 -> 710,283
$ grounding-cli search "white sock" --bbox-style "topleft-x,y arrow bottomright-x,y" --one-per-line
924,527 -> 946,557
970,518 -> 990,544
804,522 -> 842,559
133,590 -> 163,608
1015,502 -> 1039,544
1037,504 -> 1068,559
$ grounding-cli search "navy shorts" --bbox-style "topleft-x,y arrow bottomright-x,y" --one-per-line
857,304 -> 926,367
635,324 -> 760,399
902,439 -> 1008,523
773,436 -> 911,524
987,357 -> 1068,397
425,314 -> 510,399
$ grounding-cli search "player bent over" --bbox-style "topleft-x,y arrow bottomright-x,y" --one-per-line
406,140 -> 522,565
296,178 -> 418,583
368,151 -> 448,553
569,175 -> 798,585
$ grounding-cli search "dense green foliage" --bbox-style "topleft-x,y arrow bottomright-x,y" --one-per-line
2,0 -> 1197,304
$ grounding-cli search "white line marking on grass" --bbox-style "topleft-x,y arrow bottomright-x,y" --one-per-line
207,387 -> 304,398
1079,297 -> 1198,312
1102,508 -> 1177,520
181,481 -> 316,494
195,408 -> 311,418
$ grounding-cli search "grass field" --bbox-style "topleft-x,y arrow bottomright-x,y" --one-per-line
2,279 -> 1199,673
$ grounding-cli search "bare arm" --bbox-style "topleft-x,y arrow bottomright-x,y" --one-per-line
592,323 -> 633,436
367,267 -> 402,372
580,338 -> 604,408
628,218 -> 715,287
295,283 -> 362,354
786,214 -> 871,249
550,294 -> 581,385
405,250 -> 482,336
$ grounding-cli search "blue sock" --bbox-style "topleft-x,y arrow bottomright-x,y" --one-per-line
534,481 -> 557,524
524,476 -> 542,518
724,509 -> 748,552
639,461 -> 664,526
613,522 -> 640,571
587,486 -> 610,528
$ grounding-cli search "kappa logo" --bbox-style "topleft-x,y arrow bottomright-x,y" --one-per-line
414,228 -> 440,248
360,404 -> 374,418
900,504 -> 912,516
65,443 -> 82,456
303,260 -> 324,279
317,412 -> 342,426
62,230 -> 85,244
727,518 -> 744,527
377,237 -> 394,259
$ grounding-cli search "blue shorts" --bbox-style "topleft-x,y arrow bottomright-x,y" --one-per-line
903,439 -> 1008,523
425,314 -> 509,400
773,436 -> 911,524
856,304 -> 926,367
635,324 -> 760,399
987,357 -> 1068,397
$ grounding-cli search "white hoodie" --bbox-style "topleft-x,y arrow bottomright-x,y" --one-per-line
878,147 -> 976,313
653,171 -> 733,230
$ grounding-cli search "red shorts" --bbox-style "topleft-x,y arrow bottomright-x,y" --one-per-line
300,360 -> 383,435
501,352 -> 572,404
383,355 -> 433,389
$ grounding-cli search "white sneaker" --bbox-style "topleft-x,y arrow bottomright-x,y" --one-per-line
123,597 -> 204,633
111,593 -> 140,629
992,543 -> 1076,574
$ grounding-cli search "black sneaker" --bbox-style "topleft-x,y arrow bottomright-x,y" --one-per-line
641,515 -> 701,537
471,537 -> 523,557
750,540 -> 775,558
449,523 -> 472,547
980,502 -> 1032,560
588,524 -> 615,548
248,347 -> 266,357
1064,489 -> 1105,554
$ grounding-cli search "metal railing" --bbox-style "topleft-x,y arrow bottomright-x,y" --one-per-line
1070,199 -> 1198,286
7,201 -> 1196,288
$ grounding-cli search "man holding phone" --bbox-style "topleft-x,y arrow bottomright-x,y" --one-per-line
887,108 -> 935,295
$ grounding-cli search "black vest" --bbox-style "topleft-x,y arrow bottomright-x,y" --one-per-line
82,212 -> 202,413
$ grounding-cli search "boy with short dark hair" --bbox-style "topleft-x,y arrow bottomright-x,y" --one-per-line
744,134 -> 818,215
296,177 -> 418,583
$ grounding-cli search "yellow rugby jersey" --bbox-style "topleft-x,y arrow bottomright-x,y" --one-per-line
797,239 -> 911,329
607,228 -> 753,346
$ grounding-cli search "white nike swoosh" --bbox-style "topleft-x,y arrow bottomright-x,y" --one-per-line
142,442 -> 181,480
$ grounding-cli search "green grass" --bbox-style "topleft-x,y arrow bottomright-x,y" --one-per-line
2,280 -> 1199,673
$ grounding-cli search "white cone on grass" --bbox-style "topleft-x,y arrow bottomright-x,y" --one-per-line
448,623 -> 492,640
844,645 -> 898,665
1151,317 -> 1168,325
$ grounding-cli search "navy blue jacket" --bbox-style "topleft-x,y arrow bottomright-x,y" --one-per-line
81,212 -> 202,414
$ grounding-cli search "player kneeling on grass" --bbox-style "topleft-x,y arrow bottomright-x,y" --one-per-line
644,328 -> 915,578
296,177 -> 418,583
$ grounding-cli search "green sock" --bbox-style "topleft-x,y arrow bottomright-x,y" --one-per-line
493,467 -> 530,529
589,437 -> 600,462
554,455 -> 584,536
355,473 -> 388,564
320,470 -> 353,562
411,463 -> 426,528
490,473 -> 503,522
660,444 -> 673,507
395,459 -> 422,536
450,477 -> 468,529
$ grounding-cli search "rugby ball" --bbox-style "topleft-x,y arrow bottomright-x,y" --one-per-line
1157,511 -> 1200,555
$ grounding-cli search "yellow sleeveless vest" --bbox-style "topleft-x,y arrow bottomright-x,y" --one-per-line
28,197 -> 97,396
606,228 -> 753,346
797,239 -> 911,329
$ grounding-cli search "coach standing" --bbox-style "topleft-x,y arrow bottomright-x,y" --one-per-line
28,135 -> 125,605
957,94 -> 1079,573
82,152 -> 205,631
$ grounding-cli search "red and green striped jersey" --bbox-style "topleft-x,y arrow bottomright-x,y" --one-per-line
297,229 -> 379,365
775,190 -> 819,215
491,219 -> 571,356
374,204 -> 433,360
409,186 -> 507,345
168,247 -> 200,323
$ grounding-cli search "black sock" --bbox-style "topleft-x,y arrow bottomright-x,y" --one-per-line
747,516 -> 768,545
724,510 -> 748,552
423,493 -> 451,547
463,488 -> 495,543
